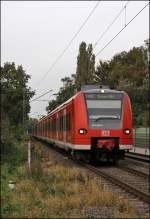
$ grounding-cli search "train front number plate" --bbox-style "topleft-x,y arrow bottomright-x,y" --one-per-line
101,130 -> 110,136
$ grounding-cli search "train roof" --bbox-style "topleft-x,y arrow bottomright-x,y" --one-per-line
83,88 -> 124,94
37,87 -> 124,123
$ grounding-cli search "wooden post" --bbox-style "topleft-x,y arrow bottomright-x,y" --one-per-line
28,140 -> 31,173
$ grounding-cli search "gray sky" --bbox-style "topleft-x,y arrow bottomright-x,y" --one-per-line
1,1 -> 149,118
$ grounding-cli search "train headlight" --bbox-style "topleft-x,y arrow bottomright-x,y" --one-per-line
79,129 -> 87,134
123,129 -> 130,135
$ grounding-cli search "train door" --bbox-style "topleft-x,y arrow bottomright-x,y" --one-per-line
63,109 -> 66,143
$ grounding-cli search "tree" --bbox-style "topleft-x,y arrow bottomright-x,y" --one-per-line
1,62 -> 35,153
46,75 -> 76,113
94,39 -> 149,126
26,118 -> 38,134
46,99 -> 58,113
94,60 -> 111,86
1,62 -> 35,124
75,42 -> 95,89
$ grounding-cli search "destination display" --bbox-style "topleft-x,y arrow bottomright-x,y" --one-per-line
85,93 -> 122,100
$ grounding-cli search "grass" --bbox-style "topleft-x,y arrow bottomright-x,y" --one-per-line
1,139 -> 138,218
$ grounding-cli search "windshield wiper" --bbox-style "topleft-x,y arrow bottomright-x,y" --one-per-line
94,115 -> 120,122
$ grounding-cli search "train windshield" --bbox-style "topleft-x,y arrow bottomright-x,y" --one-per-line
85,93 -> 123,130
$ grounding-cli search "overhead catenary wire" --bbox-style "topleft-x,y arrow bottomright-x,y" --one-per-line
30,89 -> 53,102
93,1 -> 130,49
95,2 -> 149,57
31,100 -> 51,102
34,1 -> 101,88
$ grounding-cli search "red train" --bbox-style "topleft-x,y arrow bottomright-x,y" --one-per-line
32,85 -> 133,163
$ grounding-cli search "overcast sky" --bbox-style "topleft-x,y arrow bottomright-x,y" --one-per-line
1,1 -> 149,118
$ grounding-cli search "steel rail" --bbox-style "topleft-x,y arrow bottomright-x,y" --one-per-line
125,154 -> 150,163
127,152 -> 150,158
118,166 -> 149,179
81,163 -> 150,204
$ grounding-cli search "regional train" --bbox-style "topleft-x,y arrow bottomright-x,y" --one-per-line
32,85 -> 133,163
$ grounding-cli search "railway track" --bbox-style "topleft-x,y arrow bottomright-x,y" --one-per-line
125,152 -> 150,163
80,163 -> 150,204
118,165 -> 149,179
118,164 -> 150,179
33,137 -> 150,206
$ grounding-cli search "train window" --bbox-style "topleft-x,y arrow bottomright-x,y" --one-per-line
63,115 -> 67,131
53,118 -> 56,132
52,119 -> 54,131
48,120 -> 50,130
86,100 -> 121,109
60,117 -> 62,131
47,121 -> 48,131
66,113 -> 71,130
59,117 -> 62,131
51,120 -> 53,131
56,118 -> 58,131
85,94 -> 122,130
85,93 -> 122,100
60,116 -> 63,131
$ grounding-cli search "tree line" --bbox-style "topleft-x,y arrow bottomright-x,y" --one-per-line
1,62 -> 35,154
46,39 -> 149,127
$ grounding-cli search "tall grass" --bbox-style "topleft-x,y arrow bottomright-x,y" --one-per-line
1,140 -> 138,218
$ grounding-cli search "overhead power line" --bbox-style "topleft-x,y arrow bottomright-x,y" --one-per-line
30,89 -> 53,102
34,1 -> 101,88
95,2 -> 149,57
93,1 -> 130,49
31,100 -> 50,102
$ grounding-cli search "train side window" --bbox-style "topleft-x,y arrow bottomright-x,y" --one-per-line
54,118 -> 56,132
60,116 -> 62,131
52,119 -> 54,132
66,113 -> 71,130
56,117 -> 58,131
63,115 -> 65,131
58,117 -> 60,131
61,117 -> 63,131
49,120 -> 51,131
59,117 -> 61,131
53,119 -> 55,132
67,115 -> 68,130
69,113 -> 71,130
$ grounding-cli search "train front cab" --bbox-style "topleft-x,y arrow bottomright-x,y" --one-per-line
74,89 -> 133,163
88,90 -> 133,162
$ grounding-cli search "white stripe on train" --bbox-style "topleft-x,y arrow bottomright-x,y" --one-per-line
35,136 -> 133,151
